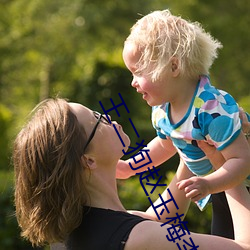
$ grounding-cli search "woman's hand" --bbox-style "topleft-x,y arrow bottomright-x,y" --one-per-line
239,107 -> 250,141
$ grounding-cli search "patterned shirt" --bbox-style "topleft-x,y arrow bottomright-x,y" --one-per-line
152,75 -> 241,176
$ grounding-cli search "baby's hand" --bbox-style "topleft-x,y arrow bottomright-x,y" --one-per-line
116,160 -> 134,179
177,176 -> 211,202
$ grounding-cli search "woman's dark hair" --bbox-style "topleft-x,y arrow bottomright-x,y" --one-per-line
13,98 -> 88,246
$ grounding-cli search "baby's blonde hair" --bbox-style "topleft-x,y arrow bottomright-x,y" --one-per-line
125,9 -> 222,81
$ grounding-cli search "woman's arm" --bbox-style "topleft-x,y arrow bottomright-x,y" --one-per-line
125,183 -> 250,250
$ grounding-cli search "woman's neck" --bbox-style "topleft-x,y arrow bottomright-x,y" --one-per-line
85,164 -> 126,212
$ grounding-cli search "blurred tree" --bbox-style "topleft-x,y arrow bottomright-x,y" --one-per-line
0,105 -> 12,169
0,0 -> 249,248
185,0 -> 250,100
0,171 -> 44,250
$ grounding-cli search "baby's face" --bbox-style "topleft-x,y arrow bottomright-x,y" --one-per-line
123,42 -> 174,106
122,43 -> 141,74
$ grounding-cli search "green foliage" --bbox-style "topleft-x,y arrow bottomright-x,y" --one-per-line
185,1 -> 250,100
0,0 -> 249,248
0,171 -> 44,250
0,105 -> 13,170
239,95 -> 250,113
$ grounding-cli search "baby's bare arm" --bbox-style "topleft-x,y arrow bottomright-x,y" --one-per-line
116,137 -> 176,179
178,131 -> 250,201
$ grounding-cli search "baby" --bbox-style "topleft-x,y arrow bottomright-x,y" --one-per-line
118,9 -> 250,238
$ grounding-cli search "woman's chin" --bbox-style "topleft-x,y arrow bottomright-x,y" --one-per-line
122,137 -> 131,153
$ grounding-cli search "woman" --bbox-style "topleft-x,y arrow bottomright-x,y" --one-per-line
13,98 -> 250,249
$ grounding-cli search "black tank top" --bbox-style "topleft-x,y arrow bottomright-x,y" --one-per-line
66,206 -> 148,250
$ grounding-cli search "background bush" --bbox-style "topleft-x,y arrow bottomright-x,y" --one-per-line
0,0 -> 248,248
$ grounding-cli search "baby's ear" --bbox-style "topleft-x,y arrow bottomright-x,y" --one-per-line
171,57 -> 180,76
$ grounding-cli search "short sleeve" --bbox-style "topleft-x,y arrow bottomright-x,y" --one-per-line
151,105 -> 169,140
156,130 -> 168,139
197,89 -> 241,150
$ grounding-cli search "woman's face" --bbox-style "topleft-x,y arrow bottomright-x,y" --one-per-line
68,103 -> 130,160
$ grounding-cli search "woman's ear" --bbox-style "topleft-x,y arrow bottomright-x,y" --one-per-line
170,57 -> 180,77
82,155 -> 97,169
